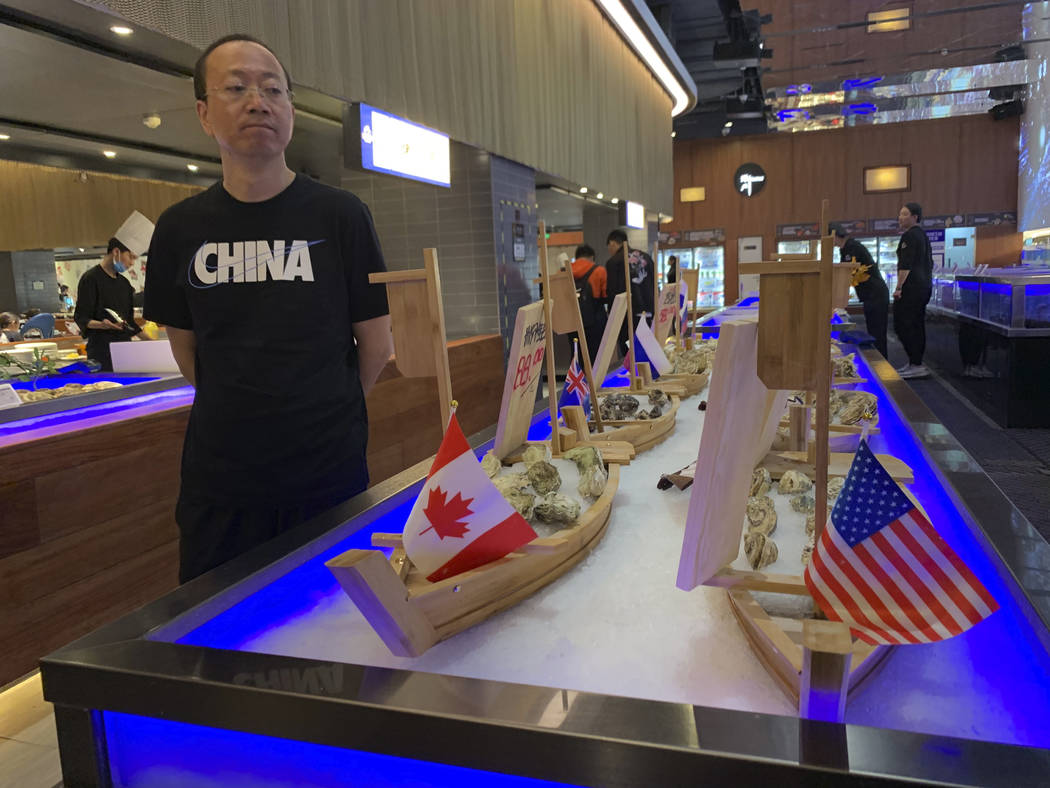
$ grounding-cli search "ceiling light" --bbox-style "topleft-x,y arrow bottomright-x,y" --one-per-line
671,131 -> 677,138
0,134 -> 9,141
724,121 -> 734,128
579,187 -> 588,194
78,248 -> 85,253
596,192 -> 604,199
611,198 -> 619,204
186,164 -> 199,172
594,0 -> 691,116
103,150 -> 117,158
142,113 -> 162,129
110,25 -> 133,36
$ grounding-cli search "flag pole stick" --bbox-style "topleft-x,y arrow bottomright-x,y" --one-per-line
813,199 -> 833,539
538,221 -> 562,456
622,238 -> 638,389
572,297 -> 605,433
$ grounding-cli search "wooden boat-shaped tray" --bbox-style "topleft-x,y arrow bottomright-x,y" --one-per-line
326,462 -> 622,657
571,395 -> 681,455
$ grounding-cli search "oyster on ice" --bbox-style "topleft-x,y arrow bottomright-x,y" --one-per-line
480,451 -> 501,479
526,460 -> 562,495
749,467 -> 772,497
493,472 -> 529,495
778,469 -> 813,495
791,491 -> 815,514
827,476 -> 845,500
801,540 -> 815,566
647,389 -> 668,409
745,495 -> 777,536
503,489 -> 535,520
832,353 -> 858,378
744,531 -> 779,570
522,444 -> 550,469
564,445 -> 608,498
805,514 -> 816,538
837,391 -> 878,425
534,492 -> 580,524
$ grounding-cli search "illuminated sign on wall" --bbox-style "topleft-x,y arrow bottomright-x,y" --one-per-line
734,163 -> 766,197
625,201 -> 645,229
358,103 -> 450,188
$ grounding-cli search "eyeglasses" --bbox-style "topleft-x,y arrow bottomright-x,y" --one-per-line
205,84 -> 294,104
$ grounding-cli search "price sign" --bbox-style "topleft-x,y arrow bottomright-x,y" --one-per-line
493,302 -> 547,458
653,282 -> 680,344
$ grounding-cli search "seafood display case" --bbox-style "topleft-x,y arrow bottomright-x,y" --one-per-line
923,269 -> 1050,426
39,341 -> 1050,787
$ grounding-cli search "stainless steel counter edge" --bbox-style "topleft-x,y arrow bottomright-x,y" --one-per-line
39,367 -> 1050,787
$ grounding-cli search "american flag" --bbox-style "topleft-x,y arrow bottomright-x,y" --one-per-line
558,342 -> 590,417
804,440 -> 998,645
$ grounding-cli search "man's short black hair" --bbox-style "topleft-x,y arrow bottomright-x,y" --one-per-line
668,254 -> 678,263
193,34 -> 292,101
607,229 -> 628,245
107,237 -> 131,255
904,202 -> 923,222
575,244 -> 595,260
829,223 -> 848,239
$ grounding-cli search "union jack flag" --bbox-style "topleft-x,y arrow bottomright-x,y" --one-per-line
558,342 -> 590,418
804,440 -> 998,645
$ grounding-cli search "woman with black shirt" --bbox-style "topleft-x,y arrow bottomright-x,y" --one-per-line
832,225 -> 888,358
893,202 -> 933,379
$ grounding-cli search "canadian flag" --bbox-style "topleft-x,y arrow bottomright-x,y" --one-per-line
403,412 -> 538,582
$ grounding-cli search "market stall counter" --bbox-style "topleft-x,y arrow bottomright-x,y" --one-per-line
1,335 -> 504,687
40,341 -> 1050,787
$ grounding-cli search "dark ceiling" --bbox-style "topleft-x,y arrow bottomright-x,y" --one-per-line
657,0 -> 1028,139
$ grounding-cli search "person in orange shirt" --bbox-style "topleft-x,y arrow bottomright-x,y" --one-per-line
570,244 -> 607,363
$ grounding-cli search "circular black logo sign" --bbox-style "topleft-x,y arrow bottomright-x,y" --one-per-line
734,163 -> 766,197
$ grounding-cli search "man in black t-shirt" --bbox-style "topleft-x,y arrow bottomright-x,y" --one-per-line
892,202 -> 934,379
144,34 -> 393,583
832,225 -> 889,358
74,237 -> 145,370
604,229 -> 648,356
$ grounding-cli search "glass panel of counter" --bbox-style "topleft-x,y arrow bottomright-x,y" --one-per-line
931,269 -> 1050,334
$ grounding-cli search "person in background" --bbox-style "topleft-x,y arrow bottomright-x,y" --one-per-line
74,238 -> 145,370
58,284 -> 74,312
0,312 -> 20,342
144,34 -> 393,584
666,254 -> 678,284
570,244 -> 607,364
893,202 -> 934,379
604,229 -> 647,355
832,224 -> 889,358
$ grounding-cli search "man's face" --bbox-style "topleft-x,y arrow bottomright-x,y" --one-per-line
899,206 -> 916,229
196,41 -> 295,161
607,239 -> 621,256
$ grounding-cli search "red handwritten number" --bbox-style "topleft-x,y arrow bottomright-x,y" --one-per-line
512,347 -> 545,391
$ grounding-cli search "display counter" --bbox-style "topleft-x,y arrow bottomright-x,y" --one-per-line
925,269 -> 1050,426
40,343 -> 1050,787
1,335 -> 504,687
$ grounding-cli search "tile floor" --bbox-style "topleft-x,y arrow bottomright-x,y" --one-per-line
0,674 -> 61,788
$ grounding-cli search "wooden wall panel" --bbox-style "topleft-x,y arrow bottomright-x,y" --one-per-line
0,334 -> 504,685
0,160 -> 204,252
96,0 -> 675,213
669,114 -> 1021,292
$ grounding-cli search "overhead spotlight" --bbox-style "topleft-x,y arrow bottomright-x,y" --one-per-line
103,150 -> 117,158
596,192 -> 604,199
671,131 -> 677,138
611,197 -> 619,204
110,25 -> 133,36
579,186 -> 588,194
78,247 -> 85,252
186,164 -> 200,172
724,121 -> 734,128
0,134 -> 9,141
142,113 -> 162,129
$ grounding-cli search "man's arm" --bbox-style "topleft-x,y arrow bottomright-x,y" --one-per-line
894,269 -> 910,297
353,315 -> 394,396
166,327 -> 197,386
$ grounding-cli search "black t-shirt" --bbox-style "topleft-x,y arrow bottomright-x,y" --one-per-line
896,225 -> 933,292
73,265 -> 139,342
144,175 -> 389,506
839,238 -> 887,303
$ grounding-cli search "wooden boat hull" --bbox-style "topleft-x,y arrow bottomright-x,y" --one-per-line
326,463 -> 621,657
588,396 -> 680,454
657,370 -> 710,398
